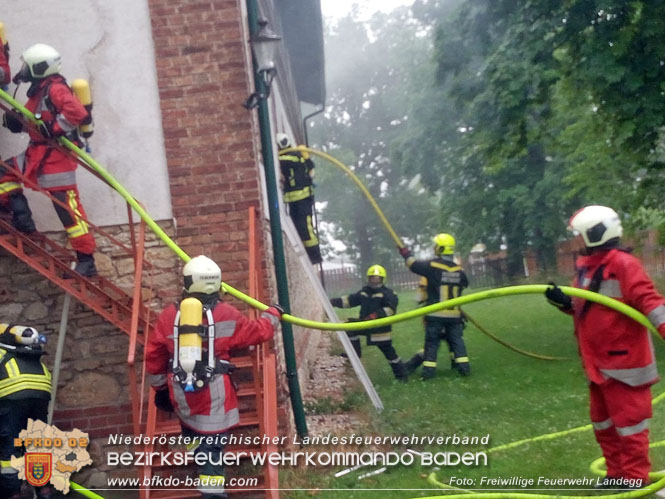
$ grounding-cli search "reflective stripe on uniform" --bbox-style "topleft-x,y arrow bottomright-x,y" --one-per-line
389,357 -> 402,364
423,361 -> 437,368
648,305 -> 665,329
64,189 -> 89,239
197,474 -> 225,493
405,256 -> 416,268
148,373 -> 167,388
172,375 -> 240,432
600,362 -> 659,387
598,279 -> 622,298
55,114 -> 77,133
214,321 -> 236,338
454,356 -> 469,363
592,418 -> 613,431
430,262 -> 461,272
260,311 -> 279,328
616,418 -> 649,436
341,296 -> 350,308
369,333 -> 391,342
0,459 -> 17,474
283,187 -> 313,203
0,182 -> 21,195
37,171 -> 76,189
427,309 -> 462,318
303,215 -> 319,246
383,307 -> 395,316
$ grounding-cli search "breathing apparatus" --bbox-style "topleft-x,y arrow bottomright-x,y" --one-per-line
71,78 -> 94,150
0,22 -> 9,91
171,297 -> 236,392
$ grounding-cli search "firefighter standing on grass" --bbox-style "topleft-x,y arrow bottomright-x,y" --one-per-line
399,233 -> 471,378
0,324 -> 54,499
145,256 -> 283,499
546,205 -> 665,489
276,133 -> 323,264
330,265 -> 408,381
1,43 -> 97,276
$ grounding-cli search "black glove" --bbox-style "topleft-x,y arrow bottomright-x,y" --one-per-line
267,303 -> 285,320
330,298 -> 343,308
345,317 -> 360,323
399,246 -> 412,259
545,282 -> 572,311
154,388 -> 174,412
3,111 -> 23,133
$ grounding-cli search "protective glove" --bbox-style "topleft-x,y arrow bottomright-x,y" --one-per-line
330,298 -> 343,308
2,111 -> 23,133
545,282 -> 572,311
345,317 -> 360,323
398,246 -> 412,259
154,388 -> 174,412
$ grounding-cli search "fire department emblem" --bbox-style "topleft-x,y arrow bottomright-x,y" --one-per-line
25,453 -> 52,487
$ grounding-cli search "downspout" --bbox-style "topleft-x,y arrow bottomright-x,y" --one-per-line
246,0 -> 308,438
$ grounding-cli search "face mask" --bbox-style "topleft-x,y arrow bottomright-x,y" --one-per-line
12,63 -> 32,84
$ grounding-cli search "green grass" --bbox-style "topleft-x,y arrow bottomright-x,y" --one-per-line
281,288 -> 665,498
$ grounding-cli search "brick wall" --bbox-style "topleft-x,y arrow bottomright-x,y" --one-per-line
147,0 -> 267,300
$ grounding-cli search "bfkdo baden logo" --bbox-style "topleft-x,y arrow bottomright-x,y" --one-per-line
25,453 -> 52,487
12,419 -> 93,494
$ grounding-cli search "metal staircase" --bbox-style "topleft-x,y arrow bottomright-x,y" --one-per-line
138,207 -> 279,498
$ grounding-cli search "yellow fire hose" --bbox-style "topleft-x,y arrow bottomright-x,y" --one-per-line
0,88 -> 658,340
2,90 -> 665,499
281,146 -> 566,360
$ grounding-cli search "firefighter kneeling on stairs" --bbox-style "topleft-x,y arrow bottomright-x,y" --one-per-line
0,324 -> 53,499
330,265 -> 408,382
146,256 -> 283,499
399,233 -> 471,378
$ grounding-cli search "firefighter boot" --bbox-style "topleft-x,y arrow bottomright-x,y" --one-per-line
9,192 -> 36,234
390,359 -> 408,382
74,251 -> 98,277
405,351 -> 424,375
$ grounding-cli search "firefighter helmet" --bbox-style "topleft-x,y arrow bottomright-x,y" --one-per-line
276,133 -> 291,150
433,233 -> 455,255
366,264 -> 387,279
20,43 -> 61,79
183,255 -> 222,294
568,205 -> 622,247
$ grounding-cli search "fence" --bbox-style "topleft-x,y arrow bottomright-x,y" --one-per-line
322,263 -> 421,297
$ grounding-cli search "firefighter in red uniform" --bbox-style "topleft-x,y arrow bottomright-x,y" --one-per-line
146,256 -> 282,499
2,43 -> 96,276
546,205 -> 665,489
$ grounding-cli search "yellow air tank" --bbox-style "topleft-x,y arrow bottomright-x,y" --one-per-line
178,298 -> 203,392
71,79 -> 94,138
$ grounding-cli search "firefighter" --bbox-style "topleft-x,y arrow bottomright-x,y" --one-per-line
276,133 -> 322,264
2,43 -> 96,276
546,205 -> 665,489
399,234 -> 470,378
330,265 -> 407,381
0,324 -> 53,499
145,256 -> 283,499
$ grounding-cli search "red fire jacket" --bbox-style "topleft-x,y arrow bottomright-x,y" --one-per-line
0,48 -> 9,85
21,75 -> 88,190
145,301 -> 279,433
571,248 -> 665,386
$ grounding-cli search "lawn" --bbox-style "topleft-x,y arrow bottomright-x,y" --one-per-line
281,287 -> 665,498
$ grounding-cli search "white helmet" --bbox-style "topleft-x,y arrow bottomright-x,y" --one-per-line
568,205 -> 623,247
183,255 -> 222,294
20,43 -> 62,79
276,133 -> 291,149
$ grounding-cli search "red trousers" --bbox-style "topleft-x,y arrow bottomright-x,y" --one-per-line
589,379 -> 652,482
